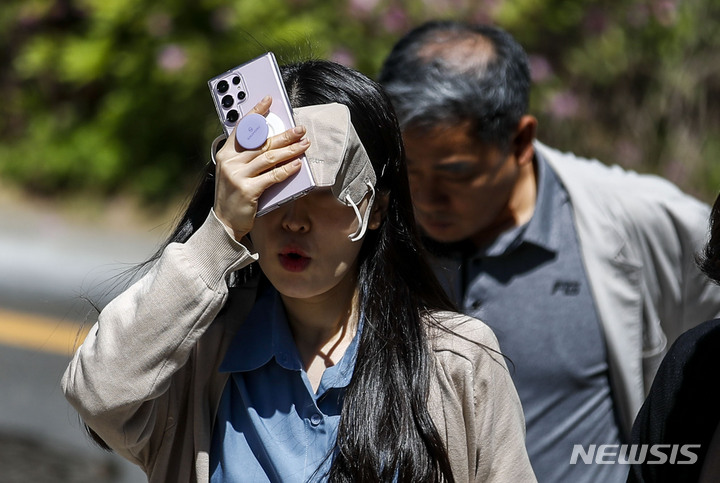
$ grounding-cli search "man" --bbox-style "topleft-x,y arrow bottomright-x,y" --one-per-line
378,20 -> 720,482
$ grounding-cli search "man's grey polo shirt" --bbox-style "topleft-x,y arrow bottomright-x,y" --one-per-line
430,154 -> 626,482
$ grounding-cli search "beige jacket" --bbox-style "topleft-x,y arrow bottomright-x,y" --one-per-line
536,141 -> 720,436
62,213 -> 535,482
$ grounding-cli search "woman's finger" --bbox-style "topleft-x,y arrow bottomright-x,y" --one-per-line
244,129 -> 308,175
246,139 -> 309,190
215,96 -> 273,163
246,95 -> 272,116
256,158 -> 304,190
231,96 -> 272,152
217,121 -> 306,170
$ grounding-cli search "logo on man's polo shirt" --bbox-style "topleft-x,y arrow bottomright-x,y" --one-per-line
551,280 -> 580,295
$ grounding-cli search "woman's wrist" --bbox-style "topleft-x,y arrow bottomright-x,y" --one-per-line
211,208 -> 248,242
181,210 -> 258,288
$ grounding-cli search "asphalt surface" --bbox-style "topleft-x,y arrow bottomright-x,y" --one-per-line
0,195 -> 168,319
0,193 -> 169,482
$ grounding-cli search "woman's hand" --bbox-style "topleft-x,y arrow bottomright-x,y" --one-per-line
213,96 -> 310,241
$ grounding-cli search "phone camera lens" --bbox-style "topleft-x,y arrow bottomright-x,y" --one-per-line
216,80 -> 229,93
221,95 -> 234,108
226,110 -> 239,123
232,76 -> 241,85
237,91 -> 246,101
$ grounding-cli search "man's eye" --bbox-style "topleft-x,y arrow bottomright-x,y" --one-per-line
440,162 -> 473,175
436,164 -> 476,181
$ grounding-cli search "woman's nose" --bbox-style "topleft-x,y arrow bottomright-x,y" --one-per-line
281,200 -> 310,233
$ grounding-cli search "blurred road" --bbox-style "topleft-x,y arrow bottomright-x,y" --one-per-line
0,194 -> 169,482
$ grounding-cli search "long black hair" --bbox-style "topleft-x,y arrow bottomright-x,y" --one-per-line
280,60 -> 457,482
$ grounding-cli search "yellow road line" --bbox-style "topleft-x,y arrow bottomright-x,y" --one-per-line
0,309 -> 90,356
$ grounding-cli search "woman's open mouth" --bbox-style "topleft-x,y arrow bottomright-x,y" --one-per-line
278,249 -> 311,272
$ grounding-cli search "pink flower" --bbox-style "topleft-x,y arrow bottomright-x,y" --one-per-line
382,6 -> 408,33
651,0 -> 678,26
157,45 -> 188,72
547,91 -> 580,119
529,55 -> 553,83
349,0 -> 380,18
330,48 -> 356,68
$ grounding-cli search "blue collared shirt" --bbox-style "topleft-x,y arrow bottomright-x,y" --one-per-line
210,287 -> 361,482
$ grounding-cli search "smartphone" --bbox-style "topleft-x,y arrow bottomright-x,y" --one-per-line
208,52 -> 316,216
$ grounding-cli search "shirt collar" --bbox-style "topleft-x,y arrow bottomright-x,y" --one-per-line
481,152 -> 567,257
219,286 -> 363,392
316,316 -> 362,393
220,287 -> 302,372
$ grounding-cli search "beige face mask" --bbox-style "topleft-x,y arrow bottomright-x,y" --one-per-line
211,103 -> 378,241
293,103 -> 377,241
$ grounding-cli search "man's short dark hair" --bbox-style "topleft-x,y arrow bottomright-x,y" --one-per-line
378,20 -> 530,148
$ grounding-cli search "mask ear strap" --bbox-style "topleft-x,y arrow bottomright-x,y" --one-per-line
210,134 -> 227,164
347,181 -> 376,242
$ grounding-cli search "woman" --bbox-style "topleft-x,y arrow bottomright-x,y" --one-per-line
62,59 -> 534,482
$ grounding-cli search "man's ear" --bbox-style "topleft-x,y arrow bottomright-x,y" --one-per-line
368,192 -> 389,230
512,115 -> 537,167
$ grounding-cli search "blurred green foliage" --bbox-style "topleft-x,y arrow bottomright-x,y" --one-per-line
1,0 -> 718,204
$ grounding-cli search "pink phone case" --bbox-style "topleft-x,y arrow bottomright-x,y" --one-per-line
208,52 -> 316,216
